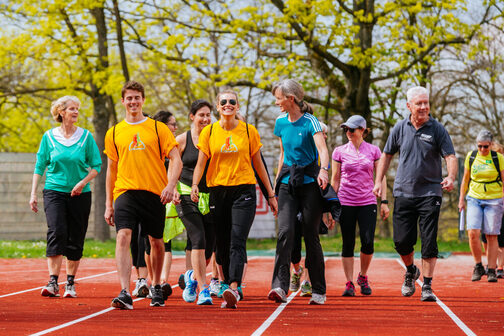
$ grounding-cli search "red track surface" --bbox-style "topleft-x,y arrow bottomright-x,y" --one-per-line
0,256 -> 503,335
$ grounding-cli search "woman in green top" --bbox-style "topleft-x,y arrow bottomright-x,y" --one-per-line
29,96 -> 102,298
458,130 -> 504,282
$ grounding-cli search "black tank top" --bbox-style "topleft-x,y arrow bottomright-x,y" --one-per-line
180,130 -> 208,192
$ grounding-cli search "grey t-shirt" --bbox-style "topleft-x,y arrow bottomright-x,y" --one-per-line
383,116 -> 455,198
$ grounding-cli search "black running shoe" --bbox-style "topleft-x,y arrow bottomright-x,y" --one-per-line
150,285 -> 165,307
178,273 -> 186,290
111,289 -> 133,310
487,269 -> 498,283
472,264 -> 485,281
401,265 -> 420,297
357,273 -> 372,295
161,283 -> 172,300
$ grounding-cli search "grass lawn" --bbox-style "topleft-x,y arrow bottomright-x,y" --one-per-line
0,236 -> 470,258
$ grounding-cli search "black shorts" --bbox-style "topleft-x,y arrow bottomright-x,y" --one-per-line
114,190 -> 165,239
43,189 -> 91,261
176,195 -> 215,254
393,196 -> 441,259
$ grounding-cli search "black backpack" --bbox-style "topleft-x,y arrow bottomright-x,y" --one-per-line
468,150 -> 502,192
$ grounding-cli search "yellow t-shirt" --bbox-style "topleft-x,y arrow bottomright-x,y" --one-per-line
104,118 -> 178,200
198,121 -> 262,187
465,151 -> 504,199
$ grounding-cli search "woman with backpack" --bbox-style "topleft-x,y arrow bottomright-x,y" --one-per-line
458,130 -> 504,282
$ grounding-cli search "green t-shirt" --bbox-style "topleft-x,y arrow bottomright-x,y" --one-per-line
465,151 -> 504,200
34,128 -> 102,193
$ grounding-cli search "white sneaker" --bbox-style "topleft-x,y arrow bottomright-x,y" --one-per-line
309,293 -> 326,305
132,278 -> 149,297
63,284 -> 77,298
209,278 -> 220,297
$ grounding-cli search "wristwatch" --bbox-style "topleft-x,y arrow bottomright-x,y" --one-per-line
321,166 -> 329,171
380,199 -> 389,204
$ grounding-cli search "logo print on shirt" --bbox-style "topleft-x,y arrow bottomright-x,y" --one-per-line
129,133 -> 146,151
221,136 -> 238,153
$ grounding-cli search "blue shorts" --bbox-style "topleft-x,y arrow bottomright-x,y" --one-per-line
466,196 -> 503,235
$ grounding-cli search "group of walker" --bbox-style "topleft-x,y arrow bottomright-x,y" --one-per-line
30,79 -> 502,310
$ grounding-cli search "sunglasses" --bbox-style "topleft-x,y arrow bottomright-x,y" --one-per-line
343,127 -> 359,133
220,99 -> 237,106
478,145 -> 489,149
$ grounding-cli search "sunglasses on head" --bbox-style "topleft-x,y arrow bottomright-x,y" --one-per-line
343,127 -> 358,133
478,145 -> 489,149
220,99 -> 237,106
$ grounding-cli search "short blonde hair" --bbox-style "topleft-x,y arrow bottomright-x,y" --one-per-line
50,96 -> 81,122
216,89 -> 239,105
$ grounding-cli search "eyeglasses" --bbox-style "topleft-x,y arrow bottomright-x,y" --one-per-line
220,99 -> 237,106
478,145 -> 489,149
343,127 -> 357,133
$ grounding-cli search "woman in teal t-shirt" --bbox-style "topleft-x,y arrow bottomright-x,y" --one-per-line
29,96 -> 102,299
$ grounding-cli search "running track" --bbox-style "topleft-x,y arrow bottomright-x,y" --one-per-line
0,255 -> 503,335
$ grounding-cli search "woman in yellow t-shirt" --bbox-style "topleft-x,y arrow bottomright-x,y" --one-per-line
191,90 -> 278,309
459,130 -> 504,282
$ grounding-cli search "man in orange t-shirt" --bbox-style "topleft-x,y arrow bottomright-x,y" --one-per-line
104,81 -> 182,309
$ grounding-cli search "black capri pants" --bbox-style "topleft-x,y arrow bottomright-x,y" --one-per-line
176,195 -> 216,260
43,189 -> 91,261
393,196 -> 441,259
210,184 -> 256,286
272,183 -> 326,295
339,204 -> 377,257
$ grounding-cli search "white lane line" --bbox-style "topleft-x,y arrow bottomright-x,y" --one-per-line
251,257 -> 328,336
395,259 -> 476,336
30,256 -> 260,335
0,270 -> 117,299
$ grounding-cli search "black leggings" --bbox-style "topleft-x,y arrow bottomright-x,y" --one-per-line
339,204 -> 377,257
210,184 -> 256,286
177,195 -> 215,260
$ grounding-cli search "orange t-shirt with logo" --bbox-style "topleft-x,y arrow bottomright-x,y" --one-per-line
104,118 -> 178,200
197,121 -> 262,187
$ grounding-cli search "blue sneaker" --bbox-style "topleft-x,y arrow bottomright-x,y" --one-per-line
182,270 -> 198,303
197,286 -> 213,305
217,282 -> 229,298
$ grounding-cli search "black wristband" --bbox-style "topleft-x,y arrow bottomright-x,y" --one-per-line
380,199 -> 389,204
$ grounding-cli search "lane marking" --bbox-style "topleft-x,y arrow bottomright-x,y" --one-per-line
395,259 -> 476,336
30,256 -> 260,335
0,270 -> 117,299
251,257 -> 328,336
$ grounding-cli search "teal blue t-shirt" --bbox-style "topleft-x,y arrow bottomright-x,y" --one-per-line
274,113 -> 322,184
34,128 -> 102,193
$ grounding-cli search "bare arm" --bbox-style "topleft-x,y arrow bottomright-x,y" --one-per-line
313,132 -> 329,189
330,161 -> 341,193
161,146 -> 182,205
373,153 -> 394,197
441,154 -> 458,192
190,150 -> 209,202
252,150 -> 278,216
29,174 -> 42,213
275,138 -> 284,184
104,158 -> 118,226
375,160 -> 390,220
175,132 -> 187,156
71,169 -> 99,197
458,168 -> 470,211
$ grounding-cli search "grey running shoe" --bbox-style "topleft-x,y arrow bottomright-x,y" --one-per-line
132,278 -> 149,297
357,273 -> 372,295
209,278 -> 220,296
63,284 -> 77,298
487,269 -> 498,282
401,266 -> 420,297
41,281 -> 59,297
309,293 -> 326,305
497,269 -> 504,279
268,288 -> 287,303
150,285 -> 165,307
471,264 -> 485,281
111,289 -> 133,310
300,280 -> 312,297
342,281 -> 355,297
420,285 -> 436,302
289,266 -> 303,292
